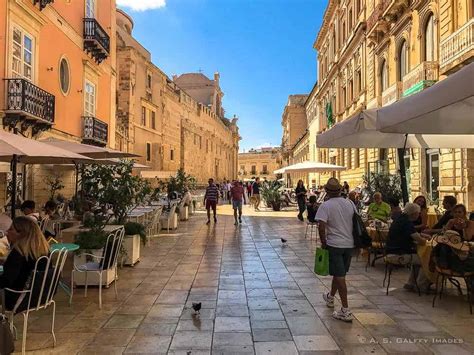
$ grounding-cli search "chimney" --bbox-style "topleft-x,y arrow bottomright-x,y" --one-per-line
214,72 -> 220,84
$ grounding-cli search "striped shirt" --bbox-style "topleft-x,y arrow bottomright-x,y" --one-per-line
205,184 -> 219,202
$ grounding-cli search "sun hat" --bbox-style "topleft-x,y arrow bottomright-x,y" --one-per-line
324,177 -> 342,192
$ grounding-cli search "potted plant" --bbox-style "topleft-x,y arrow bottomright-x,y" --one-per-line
260,180 -> 283,212
123,222 -> 146,266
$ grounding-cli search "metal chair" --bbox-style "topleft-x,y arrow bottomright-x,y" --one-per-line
146,207 -> 163,244
160,203 -> 178,233
4,248 -> 68,355
70,227 -> 125,309
383,254 -> 421,296
366,226 -> 387,270
305,221 -> 318,240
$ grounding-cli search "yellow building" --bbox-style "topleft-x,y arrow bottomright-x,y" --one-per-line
115,10 -> 239,185
313,0 -> 474,208
238,147 -> 282,181
0,0 -> 117,206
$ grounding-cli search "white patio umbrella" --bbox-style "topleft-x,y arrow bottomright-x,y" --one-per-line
273,167 -> 287,174
316,109 -> 473,149
0,130 -> 93,217
40,138 -> 140,159
377,62 -> 474,136
284,161 -> 346,173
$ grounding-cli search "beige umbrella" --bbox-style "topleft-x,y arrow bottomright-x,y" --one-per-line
284,161 -> 346,173
0,130 -> 93,217
96,158 -> 150,169
40,138 -> 140,159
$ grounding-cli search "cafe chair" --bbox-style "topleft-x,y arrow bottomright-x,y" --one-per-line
366,226 -> 387,271
305,221 -> 318,240
383,254 -> 421,296
71,228 -> 125,309
146,206 -> 163,245
3,248 -> 68,355
160,202 -> 178,233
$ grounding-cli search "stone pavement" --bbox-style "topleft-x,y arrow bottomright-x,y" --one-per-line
12,204 -> 474,354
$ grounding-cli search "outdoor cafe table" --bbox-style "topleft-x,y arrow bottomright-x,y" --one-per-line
417,239 -> 437,283
61,224 -> 123,244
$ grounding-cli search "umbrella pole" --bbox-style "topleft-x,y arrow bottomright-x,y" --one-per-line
74,163 -> 79,196
11,155 -> 18,219
398,134 -> 409,206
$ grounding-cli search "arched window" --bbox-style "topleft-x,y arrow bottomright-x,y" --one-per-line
380,59 -> 388,93
398,40 -> 408,80
424,14 -> 435,61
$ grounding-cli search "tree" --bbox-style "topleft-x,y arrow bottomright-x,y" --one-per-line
362,172 -> 402,204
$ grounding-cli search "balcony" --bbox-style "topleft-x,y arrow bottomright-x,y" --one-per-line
402,61 -> 439,97
367,0 -> 409,43
440,18 -> 474,74
82,116 -> 108,146
381,82 -> 402,106
33,0 -> 54,10
3,78 -> 55,134
83,18 -> 110,64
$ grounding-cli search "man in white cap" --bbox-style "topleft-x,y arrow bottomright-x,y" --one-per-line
315,177 -> 355,322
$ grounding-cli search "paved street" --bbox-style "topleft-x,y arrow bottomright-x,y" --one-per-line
15,204 -> 474,354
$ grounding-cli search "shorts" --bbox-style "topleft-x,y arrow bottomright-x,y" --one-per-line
232,200 -> 243,210
206,200 -> 217,211
327,246 -> 354,277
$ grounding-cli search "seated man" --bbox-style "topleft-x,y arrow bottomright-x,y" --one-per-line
423,195 -> 457,235
306,195 -> 318,223
20,200 -> 40,223
367,192 -> 391,222
386,203 -> 431,292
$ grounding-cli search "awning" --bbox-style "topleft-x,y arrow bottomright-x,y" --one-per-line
284,161 -> 346,173
273,167 -> 287,174
377,62 -> 474,136
317,109 -> 473,149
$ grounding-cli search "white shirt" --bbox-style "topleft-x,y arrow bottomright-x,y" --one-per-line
315,197 -> 355,248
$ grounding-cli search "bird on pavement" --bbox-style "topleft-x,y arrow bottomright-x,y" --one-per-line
192,302 -> 202,314
280,238 -> 287,244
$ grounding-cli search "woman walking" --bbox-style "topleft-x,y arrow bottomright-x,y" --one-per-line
295,180 -> 307,221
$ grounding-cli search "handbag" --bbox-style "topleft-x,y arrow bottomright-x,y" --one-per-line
0,291 -> 14,355
314,248 -> 329,276
352,205 -> 372,248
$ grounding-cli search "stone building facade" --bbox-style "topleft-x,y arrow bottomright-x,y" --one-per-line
115,10 -> 239,185
281,95 -> 309,167
313,0 -> 474,208
238,147 -> 282,181
0,0 -> 117,207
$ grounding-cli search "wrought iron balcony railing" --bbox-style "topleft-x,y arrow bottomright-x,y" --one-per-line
82,116 -> 108,146
4,78 -> 55,125
402,61 -> 439,97
440,18 -> 474,72
83,18 -> 110,64
33,0 -> 54,10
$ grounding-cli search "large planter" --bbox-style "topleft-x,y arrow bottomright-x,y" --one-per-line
73,249 -> 117,287
179,206 -> 189,221
271,202 -> 281,211
189,202 -> 196,215
161,212 -> 178,230
123,234 -> 140,266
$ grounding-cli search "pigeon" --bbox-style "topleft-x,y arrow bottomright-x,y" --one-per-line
280,238 -> 287,244
192,302 -> 202,314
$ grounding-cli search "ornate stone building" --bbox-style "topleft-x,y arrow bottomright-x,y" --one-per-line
116,10 -> 239,184
281,95 -> 309,167
238,147 -> 282,181
314,0 -> 473,207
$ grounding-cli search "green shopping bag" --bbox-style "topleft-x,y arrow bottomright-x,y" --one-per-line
314,247 -> 329,276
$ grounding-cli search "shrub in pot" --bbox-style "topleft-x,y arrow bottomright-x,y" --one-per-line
122,222 -> 145,266
260,181 -> 283,211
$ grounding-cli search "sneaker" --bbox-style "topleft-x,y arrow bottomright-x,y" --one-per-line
332,308 -> 353,322
323,292 -> 335,308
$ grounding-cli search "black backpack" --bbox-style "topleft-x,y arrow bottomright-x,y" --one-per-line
352,205 -> 372,248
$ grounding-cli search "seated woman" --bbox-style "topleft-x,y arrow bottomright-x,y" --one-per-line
306,195 -> 318,223
0,217 -> 50,311
413,195 -> 428,232
433,204 -> 474,273
386,203 -> 431,292
367,192 -> 391,222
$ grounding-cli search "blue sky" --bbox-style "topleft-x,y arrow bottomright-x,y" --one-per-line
117,0 -> 326,151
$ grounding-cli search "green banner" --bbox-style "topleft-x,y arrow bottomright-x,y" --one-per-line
326,102 -> 334,128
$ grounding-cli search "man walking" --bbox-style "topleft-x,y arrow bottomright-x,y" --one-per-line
252,177 -> 261,211
204,178 -> 219,225
230,180 -> 244,225
316,178 -> 355,322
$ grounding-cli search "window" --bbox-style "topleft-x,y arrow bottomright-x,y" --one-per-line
354,149 -> 360,168
206,139 -> 209,153
170,149 -> 174,161
348,79 -> 353,103
59,58 -> 70,94
349,9 -> 353,31
356,0 -> 361,14
199,136 -> 202,149
424,14 -> 435,61
85,0 -> 95,18
380,59 -> 388,92
151,111 -> 156,129
355,69 -> 362,95
251,165 -> 256,174
12,27 -> 34,80
84,81 -> 96,116
341,86 -> 346,109
147,73 -> 152,89
146,143 -> 151,162
263,165 -> 268,174
141,107 -> 146,126
398,40 -> 408,81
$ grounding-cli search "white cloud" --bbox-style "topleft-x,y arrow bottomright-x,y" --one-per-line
116,0 -> 166,11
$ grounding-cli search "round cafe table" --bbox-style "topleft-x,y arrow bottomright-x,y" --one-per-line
50,243 -> 79,253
